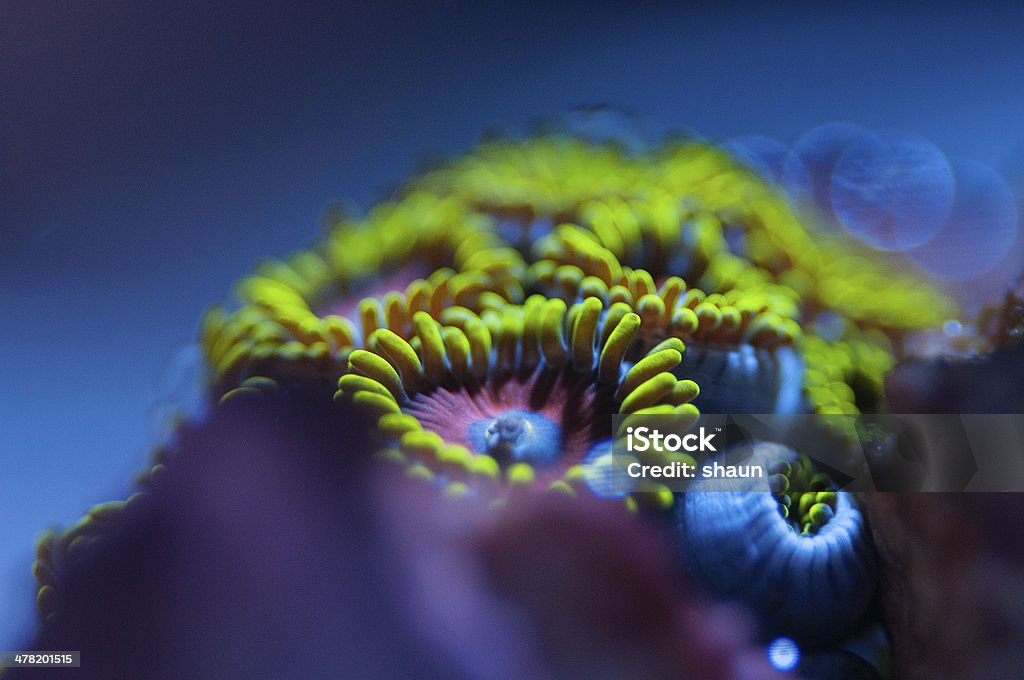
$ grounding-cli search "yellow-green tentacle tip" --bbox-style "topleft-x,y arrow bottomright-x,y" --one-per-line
348,349 -> 407,401
632,484 -> 675,510
368,329 -> 424,392
614,403 -> 700,439
507,462 -> 536,487
636,294 -> 667,332
464,318 -> 492,381
337,374 -> 394,400
377,413 -> 424,438
413,311 -> 447,385
670,307 -> 700,337
619,372 -> 678,413
572,297 -> 603,371
615,348 -> 683,400
437,445 -> 473,475
495,307 -> 524,372
648,337 -> 686,356
667,379 -> 700,405
442,327 -> 473,383
469,454 -> 501,481
400,430 -> 447,466
352,390 -> 401,418
598,312 -> 641,382
539,298 -> 569,367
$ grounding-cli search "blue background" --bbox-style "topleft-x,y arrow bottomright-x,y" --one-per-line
2,1 -> 1023,646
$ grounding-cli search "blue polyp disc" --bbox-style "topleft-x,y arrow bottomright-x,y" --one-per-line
467,409 -> 563,466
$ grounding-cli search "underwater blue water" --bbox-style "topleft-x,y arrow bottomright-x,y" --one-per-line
908,157 -> 1019,279
723,135 -> 803,187
3,0 -> 1024,648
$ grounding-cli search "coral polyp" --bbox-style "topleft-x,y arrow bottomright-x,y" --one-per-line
335,297 -> 700,506
677,443 -> 877,644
